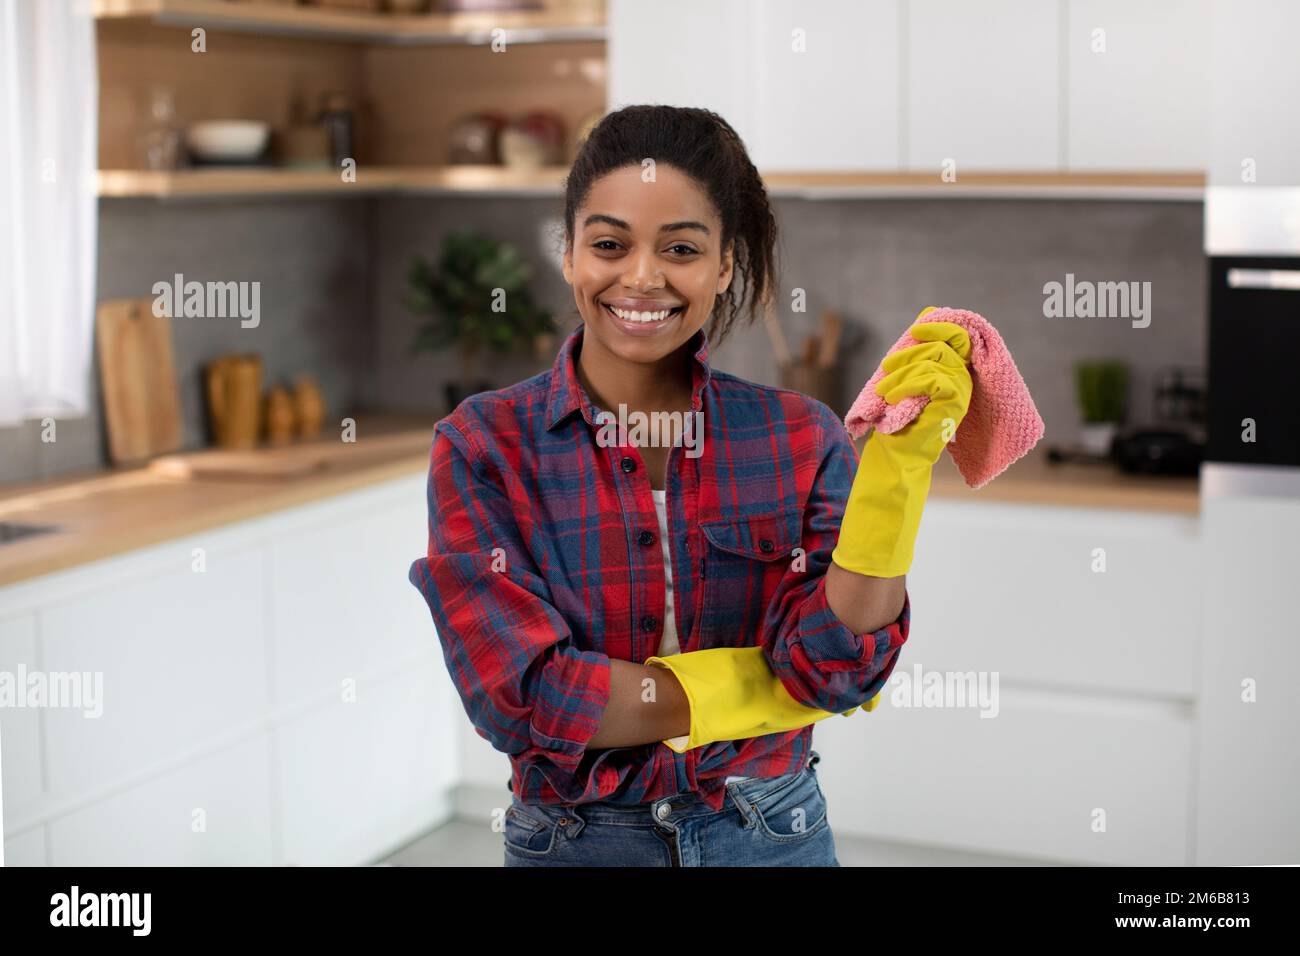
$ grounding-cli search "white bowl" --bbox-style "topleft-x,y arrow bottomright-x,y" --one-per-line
185,120 -> 271,163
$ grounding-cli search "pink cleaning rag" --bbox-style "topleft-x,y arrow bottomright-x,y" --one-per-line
844,308 -> 1045,489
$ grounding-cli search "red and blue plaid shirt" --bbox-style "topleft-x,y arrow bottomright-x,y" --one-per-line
409,322 -> 910,812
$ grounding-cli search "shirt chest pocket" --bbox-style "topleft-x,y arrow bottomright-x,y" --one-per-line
691,508 -> 803,649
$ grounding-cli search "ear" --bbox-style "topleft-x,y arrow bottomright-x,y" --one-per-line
561,244 -> 574,285
716,240 -> 736,295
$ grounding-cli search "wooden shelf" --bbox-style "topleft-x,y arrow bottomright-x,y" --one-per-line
96,165 -> 570,197
92,0 -> 607,45
98,166 -> 1206,200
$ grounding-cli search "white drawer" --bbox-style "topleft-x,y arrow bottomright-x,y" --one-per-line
270,476 -> 432,707
47,734 -> 273,866
814,686 -> 1193,865
908,500 -> 1201,698
275,657 -> 455,866
39,542 -> 270,800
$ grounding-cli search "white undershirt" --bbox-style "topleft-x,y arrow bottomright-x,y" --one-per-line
652,488 -> 746,782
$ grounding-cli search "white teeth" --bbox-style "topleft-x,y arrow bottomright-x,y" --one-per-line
608,305 -> 675,323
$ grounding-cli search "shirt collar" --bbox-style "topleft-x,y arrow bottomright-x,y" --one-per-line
545,322 -> 713,432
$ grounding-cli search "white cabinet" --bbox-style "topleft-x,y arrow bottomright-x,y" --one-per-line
0,470 -> 457,866
0,612 -> 43,818
1208,0 -> 1300,187
908,500 -> 1201,698
48,735 -> 274,866
1195,494 -> 1300,865
817,687 -> 1194,865
905,0 -> 1061,171
608,0 -> 900,171
1067,0 -> 1209,171
608,0 -> 758,145
39,543 -> 269,801
747,0 -> 900,171
815,497 -> 1201,865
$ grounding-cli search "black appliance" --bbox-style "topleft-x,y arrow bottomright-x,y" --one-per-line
1207,256 -> 1300,467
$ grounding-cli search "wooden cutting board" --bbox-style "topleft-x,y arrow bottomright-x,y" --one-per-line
149,429 -> 432,481
96,298 -> 183,465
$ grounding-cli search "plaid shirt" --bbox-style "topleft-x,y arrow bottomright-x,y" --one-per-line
409,323 -> 910,812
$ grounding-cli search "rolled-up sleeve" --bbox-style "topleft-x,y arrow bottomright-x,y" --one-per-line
762,403 -> 910,713
408,418 -> 611,780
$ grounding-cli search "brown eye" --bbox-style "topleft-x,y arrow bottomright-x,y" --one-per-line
667,244 -> 699,256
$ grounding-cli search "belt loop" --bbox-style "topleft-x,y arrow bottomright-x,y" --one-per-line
727,782 -> 758,829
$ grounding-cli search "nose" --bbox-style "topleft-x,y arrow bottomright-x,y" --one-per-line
620,249 -> 664,292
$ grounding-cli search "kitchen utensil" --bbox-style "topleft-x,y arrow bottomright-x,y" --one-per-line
316,93 -> 354,167
205,355 -> 263,449
264,385 -> 296,446
185,120 -> 271,164
148,429 -> 431,482
95,298 -> 183,465
150,446 -> 330,482
817,310 -> 842,368
293,375 -> 326,438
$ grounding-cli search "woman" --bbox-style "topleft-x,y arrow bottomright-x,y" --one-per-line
409,105 -> 972,867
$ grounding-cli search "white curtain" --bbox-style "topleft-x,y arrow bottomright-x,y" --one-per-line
0,0 -> 98,427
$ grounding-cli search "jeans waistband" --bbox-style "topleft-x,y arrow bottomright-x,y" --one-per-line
513,752 -> 820,827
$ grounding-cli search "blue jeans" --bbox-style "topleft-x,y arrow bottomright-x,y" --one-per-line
502,752 -> 839,867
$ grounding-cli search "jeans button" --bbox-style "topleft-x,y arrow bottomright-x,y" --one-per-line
655,803 -> 672,821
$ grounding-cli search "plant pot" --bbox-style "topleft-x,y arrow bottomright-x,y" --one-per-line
1079,422 -> 1119,457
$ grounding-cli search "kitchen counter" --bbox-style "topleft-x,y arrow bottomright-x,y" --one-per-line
1,417 -> 1199,589
923,445 -> 1199,515
0,415 -> 435,588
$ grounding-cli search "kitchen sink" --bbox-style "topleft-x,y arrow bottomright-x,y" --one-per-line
0,521 -> 59,545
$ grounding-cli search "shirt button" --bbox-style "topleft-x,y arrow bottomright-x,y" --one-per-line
656,803 -> 672,820
759,538 -> 775,554
641,615 -> 657,633
638,529 -> 656,546
620,457 -> 637,473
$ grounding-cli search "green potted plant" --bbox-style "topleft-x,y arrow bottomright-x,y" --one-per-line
1074,359 -> 1129,456
406,232 -> 557,412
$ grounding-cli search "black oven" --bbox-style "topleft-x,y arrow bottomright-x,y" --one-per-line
1207,255 -> 1300,467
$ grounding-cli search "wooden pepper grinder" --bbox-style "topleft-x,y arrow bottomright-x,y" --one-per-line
264,385 -> 296,446
293,375 -> 325,439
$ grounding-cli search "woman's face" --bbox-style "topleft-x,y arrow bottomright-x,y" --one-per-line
563,163 -> 734,368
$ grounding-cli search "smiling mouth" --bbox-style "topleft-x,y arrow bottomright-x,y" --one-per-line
601,302 -> 685,324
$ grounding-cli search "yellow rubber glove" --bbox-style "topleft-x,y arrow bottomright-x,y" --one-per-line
646,646 -> 882,754
831,311 -> 973,579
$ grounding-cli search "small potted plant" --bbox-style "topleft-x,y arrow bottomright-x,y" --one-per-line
1074,359 -> 1129,457
406,232 -> 557,412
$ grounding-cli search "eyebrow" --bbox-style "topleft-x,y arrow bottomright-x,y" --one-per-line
582,214 -> 711,235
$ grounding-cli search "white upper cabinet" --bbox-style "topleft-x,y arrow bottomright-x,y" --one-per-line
608,0 -> 760,147
747,0 -> 901,171
1207,0 -> 1300,187
608,0 -> 900,171
610,0 -> 1215,175
1067,0 -> 1209,171
906,0 -> 1061,171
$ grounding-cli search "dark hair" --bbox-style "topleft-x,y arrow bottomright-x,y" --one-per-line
562,105 -> 778,348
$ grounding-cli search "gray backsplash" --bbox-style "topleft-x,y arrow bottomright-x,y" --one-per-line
370,195 -> 1207,447
0,198 -> 373,485
1,194 -> 1204,485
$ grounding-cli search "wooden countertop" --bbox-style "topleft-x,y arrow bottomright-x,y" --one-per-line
0,415 -> 436,589
1,418 -> 1199,590
923,444 -> 1200,515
